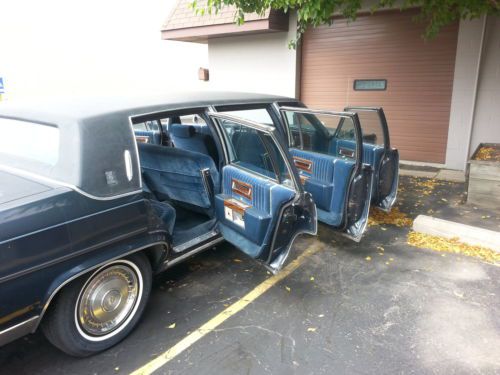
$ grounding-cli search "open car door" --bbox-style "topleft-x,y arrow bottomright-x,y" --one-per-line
207,112 -> 317,273
344,107 -> 399,211
278,107 -> 373,241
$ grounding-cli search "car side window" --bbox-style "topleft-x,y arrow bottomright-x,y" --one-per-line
133,122 -> 148,131
218,120 -> 291,184
336,118 -> 356,141
218,108 -> 274,126
178,114 -> 206,126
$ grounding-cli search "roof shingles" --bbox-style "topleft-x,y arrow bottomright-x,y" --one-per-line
162,0 -> 270,30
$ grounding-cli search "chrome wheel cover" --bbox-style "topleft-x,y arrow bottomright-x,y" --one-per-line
76,262 -> 141,340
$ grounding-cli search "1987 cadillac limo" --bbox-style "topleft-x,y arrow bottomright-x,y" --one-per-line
0,92 -> 398,356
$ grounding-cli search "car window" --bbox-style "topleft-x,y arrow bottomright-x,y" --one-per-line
0,118 -> 60,167
133,122 -> 148,131
218,119 -> 292,185
355,111 -> 385,146
178,114 -> 206,125
219,108 -> 274,126
336,118 -> 356,141
282,110 -> 357,158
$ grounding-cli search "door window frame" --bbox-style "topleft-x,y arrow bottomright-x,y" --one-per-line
278,106 -> 365,175
207,112 -> 301,192
343,106 -> 390,149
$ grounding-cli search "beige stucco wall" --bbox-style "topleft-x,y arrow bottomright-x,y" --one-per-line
207,13 -> 299,98
469,16 -> 500,156
445,17 -> 486,170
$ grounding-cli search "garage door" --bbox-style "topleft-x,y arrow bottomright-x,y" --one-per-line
301,9 -> 458,163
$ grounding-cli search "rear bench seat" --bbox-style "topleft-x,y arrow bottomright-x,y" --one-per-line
169,124 -> 219,166
138,143 -> 220,217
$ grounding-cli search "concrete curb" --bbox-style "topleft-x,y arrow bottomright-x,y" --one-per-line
412,215 -> 500,252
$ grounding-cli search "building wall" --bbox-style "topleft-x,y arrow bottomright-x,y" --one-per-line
469,16 -> 500,156
207,14 -> 299,97
445,17 -> 486,170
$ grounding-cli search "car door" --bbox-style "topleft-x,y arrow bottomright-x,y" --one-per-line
207,112 -> 317,273
277,106 -> 373,242
344,107 -> 399,211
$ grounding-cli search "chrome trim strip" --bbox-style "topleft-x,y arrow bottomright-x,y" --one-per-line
173,230 -> 219,253
279,106 -> 356,119
35,241 -> 168,331
0,165 -> 143,201
0,316 -> 39,347
166,237 -> 224,269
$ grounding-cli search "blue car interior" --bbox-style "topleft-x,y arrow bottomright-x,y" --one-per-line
134,130 -> 161,145
138,142 -> 220,247
136,118 -> 294,256
330,138 -> 385,200
231,131 -> 278,179
215,165 -> 295,258
290,148 -> 354,226
170,124 -> 220,166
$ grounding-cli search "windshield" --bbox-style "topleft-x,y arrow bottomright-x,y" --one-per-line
0,118 -> 60,174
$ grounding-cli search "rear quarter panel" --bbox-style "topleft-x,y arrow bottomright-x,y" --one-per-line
0,189 -> 169,336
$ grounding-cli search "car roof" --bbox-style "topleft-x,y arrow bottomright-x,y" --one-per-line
0,91 -> 296,126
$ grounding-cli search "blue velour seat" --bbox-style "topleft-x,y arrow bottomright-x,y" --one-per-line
170,124 -> 219,165
138,143 -> 220,216
149,199 -> 176,234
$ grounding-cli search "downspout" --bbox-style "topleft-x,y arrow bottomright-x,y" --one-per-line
464,15 -> 487,166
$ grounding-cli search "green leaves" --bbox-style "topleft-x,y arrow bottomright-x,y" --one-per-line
190,0 -> 499,47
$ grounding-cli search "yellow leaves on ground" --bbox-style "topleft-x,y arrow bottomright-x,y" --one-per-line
368,207 -> 413,227
411,177 -> 446,196
285,286 -> 291,292
167,323 -> 176,329
307,327 -> 317,332
407,231 -> 500,265
474,146 -> 500,161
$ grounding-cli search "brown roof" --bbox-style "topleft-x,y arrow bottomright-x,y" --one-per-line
162,0 -> 288,43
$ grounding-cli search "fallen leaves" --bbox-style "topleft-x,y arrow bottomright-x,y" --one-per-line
474,145 -> 500,161
307,327 -> 317,333
285,286 -> 291,292
407,231 -> 500,265
368,207 -> 413,227
167,323 -> 176,329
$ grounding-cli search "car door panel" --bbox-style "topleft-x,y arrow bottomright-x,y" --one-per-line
290,148 -> 356,227
215,165 -> 295,257
278,106 -> 372,241
344,107 -> 399,211
208,112 -> 317,273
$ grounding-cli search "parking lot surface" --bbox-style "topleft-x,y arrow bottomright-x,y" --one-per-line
1,176 -> 499,374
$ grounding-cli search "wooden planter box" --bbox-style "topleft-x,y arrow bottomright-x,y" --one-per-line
467,143 -> 500,207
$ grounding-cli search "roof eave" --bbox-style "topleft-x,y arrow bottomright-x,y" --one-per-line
161,11 -> 289,43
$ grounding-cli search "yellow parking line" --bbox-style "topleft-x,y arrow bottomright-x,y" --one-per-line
130,241 -> 323,375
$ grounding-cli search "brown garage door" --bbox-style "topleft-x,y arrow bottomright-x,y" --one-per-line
301,9 -> 458,163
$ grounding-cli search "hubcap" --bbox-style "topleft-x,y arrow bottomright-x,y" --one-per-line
77,264 -> 139,337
